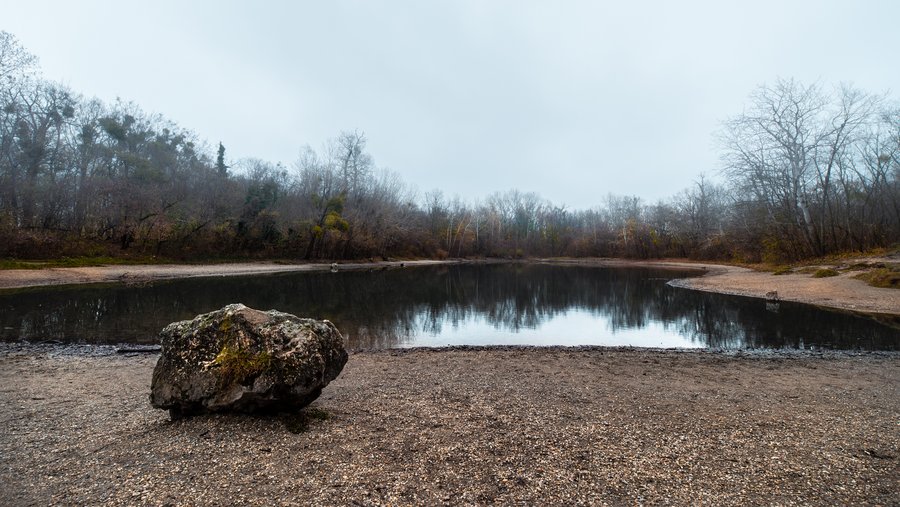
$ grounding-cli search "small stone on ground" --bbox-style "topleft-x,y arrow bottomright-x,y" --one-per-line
0,346 -> 897,506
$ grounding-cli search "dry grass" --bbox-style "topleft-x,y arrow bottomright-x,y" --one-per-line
771,266 -> 793,275
854,267 -> 900,289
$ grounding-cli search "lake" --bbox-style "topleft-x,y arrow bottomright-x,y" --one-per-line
1,263 -> 897,350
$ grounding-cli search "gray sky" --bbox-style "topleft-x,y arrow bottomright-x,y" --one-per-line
3,0 -> 898,208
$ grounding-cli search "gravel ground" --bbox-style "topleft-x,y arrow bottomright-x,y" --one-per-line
0,345 -> 898,506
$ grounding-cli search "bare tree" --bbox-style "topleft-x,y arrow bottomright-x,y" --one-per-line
720,79 -> 828,256
4,30 -> 897,263
720,79 -> 898,260
0,31 -> 37,83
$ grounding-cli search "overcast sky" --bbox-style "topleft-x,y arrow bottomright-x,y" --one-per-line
2,0 -> 898,208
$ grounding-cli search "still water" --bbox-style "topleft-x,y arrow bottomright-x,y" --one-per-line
1,263 -> 897,350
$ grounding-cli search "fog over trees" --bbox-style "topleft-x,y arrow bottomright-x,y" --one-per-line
1,32 -> 897,262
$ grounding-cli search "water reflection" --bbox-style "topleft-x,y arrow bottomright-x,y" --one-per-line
0,264 -> 897,350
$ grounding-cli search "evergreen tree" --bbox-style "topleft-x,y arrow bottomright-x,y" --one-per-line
216,142 -> 228,177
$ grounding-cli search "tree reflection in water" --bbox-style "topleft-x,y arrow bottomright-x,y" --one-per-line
1,264 -> 897,350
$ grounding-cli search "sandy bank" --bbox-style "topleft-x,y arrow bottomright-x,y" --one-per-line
543,258 -> 900,316
664,262 -> 900,316
0,259 -> 454,290
0,345 -> 897,506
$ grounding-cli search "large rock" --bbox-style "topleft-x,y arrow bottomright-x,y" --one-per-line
150,304 -> 348,418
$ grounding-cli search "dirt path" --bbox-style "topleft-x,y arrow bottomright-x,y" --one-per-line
0,345 -> 897,506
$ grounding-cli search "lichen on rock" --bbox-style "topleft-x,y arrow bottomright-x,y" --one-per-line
149,303 -> 348,419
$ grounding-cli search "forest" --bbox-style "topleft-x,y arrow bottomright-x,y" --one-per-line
1,31 -> 898,263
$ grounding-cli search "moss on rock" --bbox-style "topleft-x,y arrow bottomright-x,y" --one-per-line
149,303 -> 348,417
210,344 -> 272,388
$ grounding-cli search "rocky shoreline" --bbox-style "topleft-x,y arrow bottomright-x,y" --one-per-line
1,345 -> 897,505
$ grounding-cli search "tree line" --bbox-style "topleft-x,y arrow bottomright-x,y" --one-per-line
1,32 -> 897,262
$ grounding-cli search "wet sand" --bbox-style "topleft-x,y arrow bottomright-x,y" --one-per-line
0,345 -> 897,506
